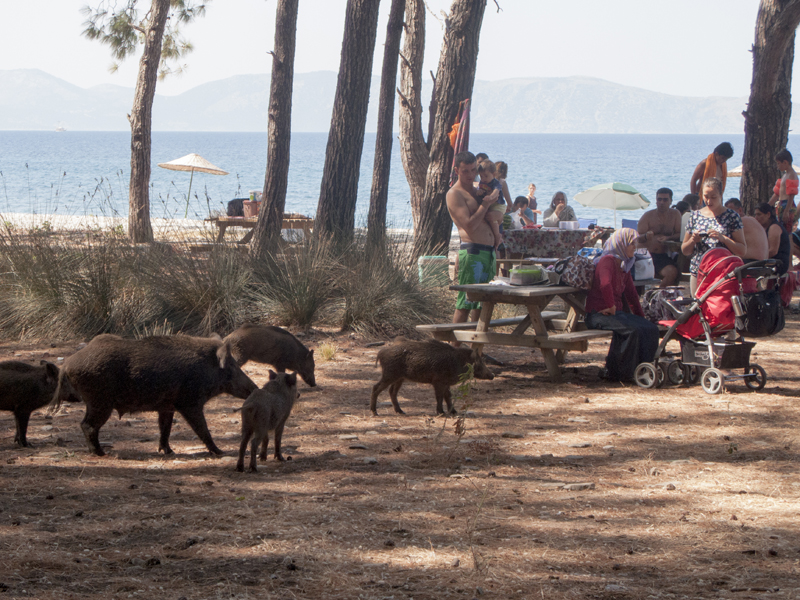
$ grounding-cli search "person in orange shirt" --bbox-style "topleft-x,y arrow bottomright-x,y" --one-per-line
690,142 -> 733,196
768,149 -> 799,232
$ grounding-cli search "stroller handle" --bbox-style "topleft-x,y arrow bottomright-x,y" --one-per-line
733,259 -> 779,278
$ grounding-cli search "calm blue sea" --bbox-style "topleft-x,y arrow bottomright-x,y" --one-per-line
0,131 -> 793,229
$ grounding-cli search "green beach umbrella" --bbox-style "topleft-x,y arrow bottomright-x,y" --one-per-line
573,182 -> 650,228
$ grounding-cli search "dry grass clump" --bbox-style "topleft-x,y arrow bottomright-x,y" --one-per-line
0,222 -> 449,340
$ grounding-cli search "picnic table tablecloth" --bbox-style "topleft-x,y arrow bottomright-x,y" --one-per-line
503,228 -> 589,258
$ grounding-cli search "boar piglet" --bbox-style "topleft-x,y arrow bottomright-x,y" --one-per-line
0,360 -> 79,447
52,334 -> 257,457
224,324 -> 316,387
370,338 -> 494,416
237,370 -> 299,473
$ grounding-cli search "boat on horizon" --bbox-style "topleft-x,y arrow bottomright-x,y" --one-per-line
55,123 -> 66,132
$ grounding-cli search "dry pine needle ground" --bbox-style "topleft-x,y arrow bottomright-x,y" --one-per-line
0,312 -> 799,600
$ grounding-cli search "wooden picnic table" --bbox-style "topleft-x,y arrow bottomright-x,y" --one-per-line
419,280 -> 612,383
205,216 -> 314,243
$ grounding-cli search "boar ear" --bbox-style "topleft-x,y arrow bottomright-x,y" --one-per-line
288,372 -> 298,385
309,348 -> 314,356
217,342 -> 233,369
268,370 -> 277,380
42,361 -> 59,380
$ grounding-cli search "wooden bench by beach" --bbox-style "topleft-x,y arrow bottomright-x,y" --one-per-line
205,215 -> 314,244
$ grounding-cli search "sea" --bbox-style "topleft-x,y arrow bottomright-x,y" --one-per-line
0,131 -> 794,230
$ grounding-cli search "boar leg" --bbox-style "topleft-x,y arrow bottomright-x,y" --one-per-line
258,435 -> 270,462
273,418 -> 288,461
176,404 -> 224,456
443,386 -> 457,416
388,380 -> 405,414
80,403 -> 114,456
249,434 -> 263,472
433,383 -> 456,416
370,377 -> 395,416
236,417 -> 253,473
157,411 -> 176,455
13,410 -> 31,447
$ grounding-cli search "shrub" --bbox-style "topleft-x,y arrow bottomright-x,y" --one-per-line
248,237 -> 339,329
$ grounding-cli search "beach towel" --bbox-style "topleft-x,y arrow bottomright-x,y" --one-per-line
702,152 -> 727,193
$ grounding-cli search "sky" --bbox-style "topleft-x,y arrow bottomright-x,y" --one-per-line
0,0 -> 778,99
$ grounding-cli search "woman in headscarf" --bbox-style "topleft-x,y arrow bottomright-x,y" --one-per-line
542,191 -> 577,227
585,228 -> 659,381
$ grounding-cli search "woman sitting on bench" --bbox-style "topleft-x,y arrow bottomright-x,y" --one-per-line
585,228 -> 659,382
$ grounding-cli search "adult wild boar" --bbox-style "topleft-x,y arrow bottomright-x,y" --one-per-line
223,324 -> 316,387
370,338 -> 494,416
0,360 -> 79,447
52,334 -> 257,457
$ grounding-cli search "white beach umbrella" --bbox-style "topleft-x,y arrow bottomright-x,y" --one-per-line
573,182 -> 650,228
728,164 -> 743,177
157,153 -> 229,217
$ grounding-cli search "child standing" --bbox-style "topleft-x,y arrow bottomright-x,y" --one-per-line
477,160 -> 505,250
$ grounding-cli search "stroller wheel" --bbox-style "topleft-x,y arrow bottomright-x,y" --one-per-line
667,361 -> 686,386
744,364 -> 767,391
701,368 -> 725,395
635,362 -> 660,389
687,366 -> 701,385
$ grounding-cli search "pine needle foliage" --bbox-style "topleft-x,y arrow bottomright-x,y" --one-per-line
80,0 -> 207,78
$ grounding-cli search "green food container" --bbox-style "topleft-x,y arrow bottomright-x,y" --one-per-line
509,265 -> 544,285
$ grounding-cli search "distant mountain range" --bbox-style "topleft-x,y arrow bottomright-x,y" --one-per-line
0,68 -> 758,134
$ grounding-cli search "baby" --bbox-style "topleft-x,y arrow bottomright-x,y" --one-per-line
476,160 -> 506,249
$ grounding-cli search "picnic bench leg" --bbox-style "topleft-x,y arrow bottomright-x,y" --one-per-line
215,224 -> 227,243
555,305 -> 580,364
238,228 -> 255,244
528,305 -> 562,383
556,295 -> 584,364
470,301 -> 495,356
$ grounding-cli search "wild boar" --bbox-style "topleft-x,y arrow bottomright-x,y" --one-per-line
370,338 -> 494,416
0,360 -> 79,447
236,370 -> 299,473
223,324 -> 316,387
52,334 -> 257,457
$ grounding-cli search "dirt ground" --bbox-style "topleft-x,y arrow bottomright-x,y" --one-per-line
1,310 -> 799,600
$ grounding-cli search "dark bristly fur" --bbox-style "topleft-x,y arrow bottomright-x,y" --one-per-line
370,338 -> 494,416
224,324 -> 316,387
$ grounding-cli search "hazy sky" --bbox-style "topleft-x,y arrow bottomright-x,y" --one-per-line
0,0 -> 776,98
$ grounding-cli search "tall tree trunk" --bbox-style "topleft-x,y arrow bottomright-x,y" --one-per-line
740,0 -> 800,214
367,0 -> 405,248
128,0 -> 170,243
397,0 -> 428,233
411,0 -> 487,260
314,0 -> 382,244
250,0 -> 299,258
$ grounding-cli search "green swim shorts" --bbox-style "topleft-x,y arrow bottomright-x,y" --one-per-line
456,243 -> 496,311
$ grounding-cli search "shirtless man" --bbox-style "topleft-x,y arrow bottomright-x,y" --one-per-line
725,198 -> 768,260
446,151 -> 499,326
690,142 -> 734,196
637,188 -> 681,287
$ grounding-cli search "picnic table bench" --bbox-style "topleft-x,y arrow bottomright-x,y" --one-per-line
417,280 -> 613,382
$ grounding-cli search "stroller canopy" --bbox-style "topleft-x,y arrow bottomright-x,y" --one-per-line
676,248 -> 743,339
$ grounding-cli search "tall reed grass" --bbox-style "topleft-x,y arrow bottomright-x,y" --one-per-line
0,222 -> 449,340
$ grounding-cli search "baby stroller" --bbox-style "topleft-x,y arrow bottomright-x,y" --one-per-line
634,248 -> 784,394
